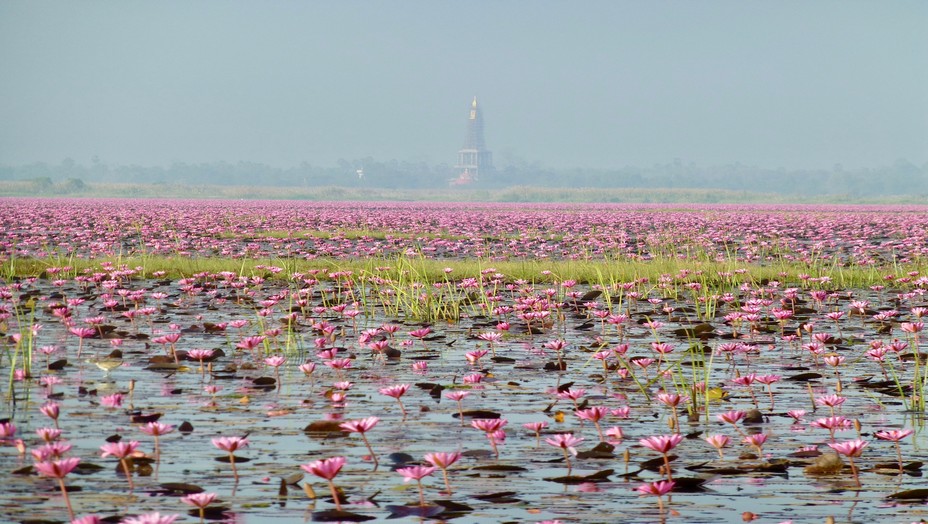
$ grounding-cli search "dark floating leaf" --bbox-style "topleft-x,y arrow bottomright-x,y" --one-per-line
187,506 -> 230,520
471,464 -> 527,472
888,489 -> 928,500
251,376 -> 277,389
73,462 -> 104,475
215,456 -> 251,463
490,356 -> 516,364
12,465 -> 32,475
385,504 -> 445,519
670,476 -> 710,492
453,410 -> 501,419
743,409 -> 764,423
105,434 -> 122,443
576,442 -> 615,459
157,482 -> 204,495
130,413 -> 162,424
545,468 -> 614,484
544,361 -> 567,371
805,453 -> 844,476
388,452 -> 416,465
304,420 -> 347,438
785,372 -> 823,382
472,491 -> 520,502
640,454 -> 678,471
312,509 -> 376,522
789,449 -> 822,458
414,382 -> 445,399
578,290 -> 602,302
433,499 -> 474,513
461,449 -> 494,458
178,421 -> 194,435
145,362 -> 180,371
48,359 -> 69,370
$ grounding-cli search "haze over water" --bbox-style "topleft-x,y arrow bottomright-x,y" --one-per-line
1,1 -> 926,171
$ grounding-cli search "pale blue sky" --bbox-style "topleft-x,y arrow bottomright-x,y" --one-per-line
1,1 -> 926,169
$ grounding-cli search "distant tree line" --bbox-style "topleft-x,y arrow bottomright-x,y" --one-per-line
1,157 -> 925,197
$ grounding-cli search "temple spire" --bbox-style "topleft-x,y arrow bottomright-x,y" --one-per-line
453,97 -> 492,185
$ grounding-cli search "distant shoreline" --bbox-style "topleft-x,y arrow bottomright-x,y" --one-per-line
0,181 -> 921,205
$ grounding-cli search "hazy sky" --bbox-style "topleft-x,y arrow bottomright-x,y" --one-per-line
1,1 -> 926,170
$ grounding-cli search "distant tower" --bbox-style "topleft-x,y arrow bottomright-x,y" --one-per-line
453,96 -> 492,185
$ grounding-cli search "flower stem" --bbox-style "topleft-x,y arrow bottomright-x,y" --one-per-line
360,433 -> 379,468
440,467 -> 452,494
416,479 -> 426,506
57,477 -> 75,520
229,453 -> 239,482
327,479 -> 342,511
119,457 -> 134,491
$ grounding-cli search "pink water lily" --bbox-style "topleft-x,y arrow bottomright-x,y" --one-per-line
339,416 -> 380,467
545,433 -> 584,471
301,456 -> 347,510
424,451 -> 462,494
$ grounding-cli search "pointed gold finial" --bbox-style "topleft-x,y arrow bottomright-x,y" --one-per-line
472,96 -> 478,108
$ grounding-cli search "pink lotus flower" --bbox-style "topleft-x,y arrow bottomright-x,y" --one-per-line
139,421 -> 174,459
605,426 -> 625,443
100,393 -> 124,409
875,429 -> 914,472
380,383 -> 411,416
472,418 -> 508,458
827,439 -> 868,484
396,465 -> 436,505
810,416 -> 852,441
119,512 -> 180,524
743,433 -> 768,456
705,434 -> 731,459
636,479 -> 675,512
545,433 -> 584,471
36,427 -> 61,442
523,421 -> 548,446
301,456 -> 347,511
100,440 -> 140,490
575,406 -> 608,441
302,455 -> 347,480
181,491 -> 219,520
639,434 -> 684,454
639,434 -> 684,481
340,416 -> 380,466
424,451 -> 462,494
212,436 -> 249,481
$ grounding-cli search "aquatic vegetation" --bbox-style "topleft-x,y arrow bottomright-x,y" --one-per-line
2,200 -> 928,522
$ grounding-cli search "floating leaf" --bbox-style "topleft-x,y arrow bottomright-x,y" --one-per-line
48,359 -> 69,370
453,410 -> 501,419
130,413 -> 162,424
385,504 -> 445,519
785,372 -> 823,382
215,456 -> 251,463
576,442 -> 615,459
472,491 -> 520,502
157,482 -> 204,495
545,469 -> 613,484
471,464 -> 527,472
311,509 -> 376,522
888,489 -> 928,500
303,420 -> 347,438
178,421 -> 194,435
